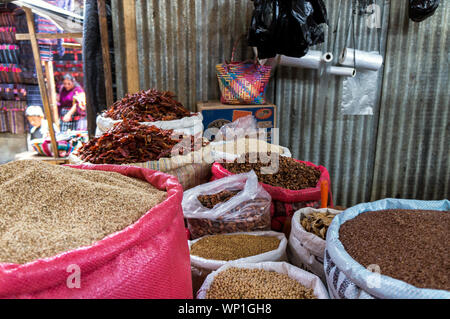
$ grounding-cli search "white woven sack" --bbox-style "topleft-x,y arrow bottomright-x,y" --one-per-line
189,231 -> 287,273
325,198 -> 450,299
189,231 -> 287,296
197,261 -> 329,299
288,208 -> 341,282
96,112 -> 204,136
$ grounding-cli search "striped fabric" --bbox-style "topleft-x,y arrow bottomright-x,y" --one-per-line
216,62 -> 271,105
3,100 -> 27,134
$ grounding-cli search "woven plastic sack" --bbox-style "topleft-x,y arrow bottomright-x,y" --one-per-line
183,171 -> 271,239
189,231 -> 287,295
325,198 -> 450,299
211,159 -> 333,231
287,208 -> 341,282
0,164 -> 192,299
197,261 -> 329,299
69,143 -> 213,190
96,112 -> 204,137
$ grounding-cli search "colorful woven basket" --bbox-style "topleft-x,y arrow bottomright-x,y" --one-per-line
216,38 -> 272,105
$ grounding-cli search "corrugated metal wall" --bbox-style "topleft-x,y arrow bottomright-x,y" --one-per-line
371,0 -> 450,201
110,0 -> 449,206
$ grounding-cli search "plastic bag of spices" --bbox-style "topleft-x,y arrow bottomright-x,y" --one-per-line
182,171 -> 272,239
287,207 -> 342,282
197,261 -> 329,299
211,156 -> 333,232
189,231 -> 287,296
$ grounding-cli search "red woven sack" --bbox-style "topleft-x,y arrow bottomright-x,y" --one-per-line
211,160 -> 333,231
0,164 -> 192,299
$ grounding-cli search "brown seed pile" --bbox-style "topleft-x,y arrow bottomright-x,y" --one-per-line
339,209 -> 450,291
197,190 -> 240,209
0,160 -> 167,264
187,198 -> 271,239
206,267 -> 317,299
301,211 -> 336,239
190,234 -> 280,261
222,153 -> 321,190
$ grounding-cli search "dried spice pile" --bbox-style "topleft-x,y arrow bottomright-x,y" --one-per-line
197,190 -> 240,209
190,234 -> 280,261
340,209 -> 450,291
104,89 -> 192,122
301,211 -> 336,239
76,119 -> 208,164
0,160 -> 167,264
206,267 -> 317,299
222,153 -> 321,190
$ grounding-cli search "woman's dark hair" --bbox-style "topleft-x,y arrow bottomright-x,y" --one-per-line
62,73 -> 80,88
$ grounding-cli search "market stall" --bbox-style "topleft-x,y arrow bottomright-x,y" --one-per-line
0,0 -> 448,302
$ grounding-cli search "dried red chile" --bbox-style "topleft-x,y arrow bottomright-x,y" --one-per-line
76,119 -> 208,164
104,89 -> 193,122
222,153 -> 321,191
198,190 -> 240,209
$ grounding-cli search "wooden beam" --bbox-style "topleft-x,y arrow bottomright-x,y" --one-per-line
23,7 -> 60,159
62,42 -> 82,49
123,0 -> 139,94
15,32 -> 83,40
44,60 -> 59,131
97,0 -> 114,107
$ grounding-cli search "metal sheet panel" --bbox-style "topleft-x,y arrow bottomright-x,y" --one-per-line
275,0 -> 390,206
110,0 -> 448,206
371,0 -> 450,201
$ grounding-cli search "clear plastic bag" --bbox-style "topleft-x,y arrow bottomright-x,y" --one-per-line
213,115 -> 261,142
182,171 -> 272,239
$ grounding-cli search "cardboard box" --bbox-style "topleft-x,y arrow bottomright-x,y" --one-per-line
197,101 -> 277,143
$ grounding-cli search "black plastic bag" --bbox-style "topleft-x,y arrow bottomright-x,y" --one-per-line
248,0 -> 327,59
409,0 -> 440,22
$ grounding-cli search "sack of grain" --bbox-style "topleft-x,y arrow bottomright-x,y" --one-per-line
0,161 -> 192,299
182,171 -> 271,239
197,261 -> 329,299
325,198 -> 450,299
287,208 -> 342,282
211,155 -> 333,232
96,112 -> 204,137
210,137 -> 292,162
189,231 -> 287,295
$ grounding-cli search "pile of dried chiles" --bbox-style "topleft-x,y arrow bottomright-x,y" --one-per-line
197,190 -> 240,209
76,119 -> 208,164
222,153 -> 321,190
104,89 -> 193,122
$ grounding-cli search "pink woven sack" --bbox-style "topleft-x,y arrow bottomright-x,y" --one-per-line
0,164 -> 192,299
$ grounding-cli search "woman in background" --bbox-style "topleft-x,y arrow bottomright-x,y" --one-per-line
57,74 -> 87,132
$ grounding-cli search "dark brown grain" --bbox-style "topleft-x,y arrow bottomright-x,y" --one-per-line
339,209 -> 450,291
222,153 -> 321,190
